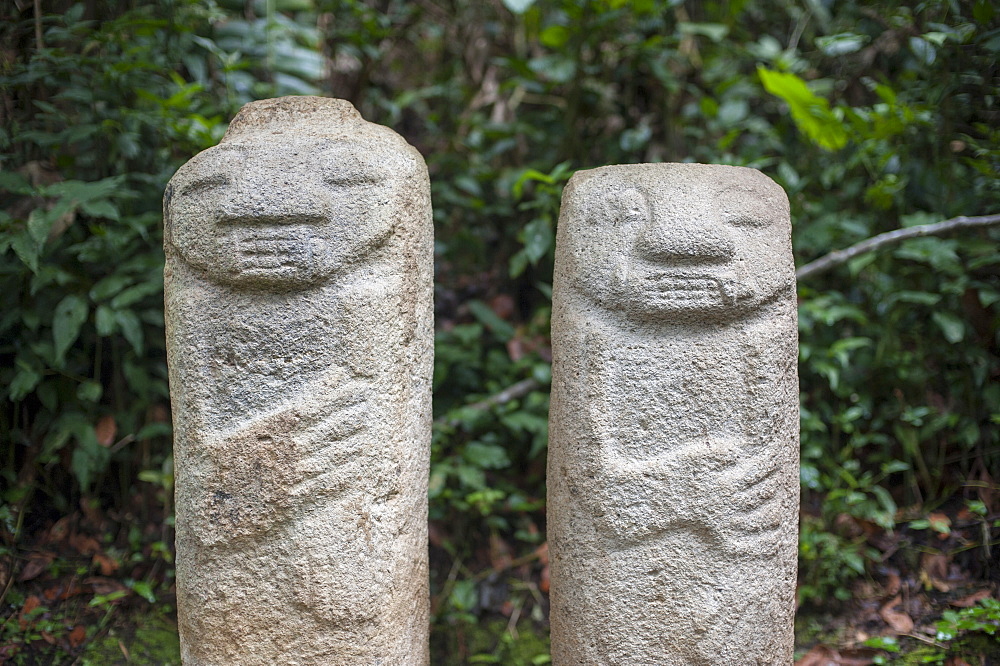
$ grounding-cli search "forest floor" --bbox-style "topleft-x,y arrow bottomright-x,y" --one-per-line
0,495 -> 997,665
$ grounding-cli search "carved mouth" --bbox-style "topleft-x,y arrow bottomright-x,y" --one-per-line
642,274 -> 727,307
239,238 -> 304,267
233,226 -> 314,274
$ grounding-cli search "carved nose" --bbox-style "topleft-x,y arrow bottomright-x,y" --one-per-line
636,217 -> 735,264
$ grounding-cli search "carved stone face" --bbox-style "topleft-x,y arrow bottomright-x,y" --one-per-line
166,138 -> 397,290
560,164 -> 793,322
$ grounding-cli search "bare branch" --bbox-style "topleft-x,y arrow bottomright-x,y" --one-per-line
436,377 -> 542,428
795,213 -> 1000,282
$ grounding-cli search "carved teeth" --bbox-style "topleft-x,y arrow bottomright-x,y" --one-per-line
239,240 -> 302,256
646,276 -> 722,302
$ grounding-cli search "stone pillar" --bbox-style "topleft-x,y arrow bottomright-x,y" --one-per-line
164,97 -> 432,665
547,164 -> 799,665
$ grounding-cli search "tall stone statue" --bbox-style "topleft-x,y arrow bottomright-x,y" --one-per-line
164,97 -> 433,665
547,164 -> 799,664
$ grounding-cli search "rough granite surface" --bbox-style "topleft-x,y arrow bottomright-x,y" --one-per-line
547,164 -> 799,665
164,96 -> 433,665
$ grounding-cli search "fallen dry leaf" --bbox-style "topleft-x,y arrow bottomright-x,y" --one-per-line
43,516 -> 72,544
927,512 -> 952,540
17,553 -> 54,582
489,532 -> 513,571
489,294 -> 516,320
93,552 -> 119,576
795,645 -> 876,666
18,595 -> 42,630
920,552 -> 952,592
68,625 -> 87,648
84,576 -> 127,596
950,589 -> 993,607
69,532 -> 101,556
42,582 -> 84,601
883,571 -> 901,596
535,542 -> 549,566
95,415 -> 117,447
879,594 -> 915,634
507,336 -> 527,361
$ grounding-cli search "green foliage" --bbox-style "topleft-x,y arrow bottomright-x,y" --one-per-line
0,0 -> 331,512
865,599 -> 1000,664
758,67 -> 849,151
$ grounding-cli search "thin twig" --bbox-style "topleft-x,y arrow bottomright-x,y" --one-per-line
902,632 -> 948,648
437,377 -> 542,428
796,213 -> 1000,281
471,549 -> 543,583
0,554 -> 17,611
33,0 -> 43,51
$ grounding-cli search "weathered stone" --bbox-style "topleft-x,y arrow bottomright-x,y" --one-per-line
164,97 -> 433,665
547,164 -> 799,664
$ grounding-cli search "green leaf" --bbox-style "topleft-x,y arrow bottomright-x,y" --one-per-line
9,362 -> 42,401
463,442 -> 511,470
52,295 -> 89,364
115,309 -> 144,354
10,231 -> 41,273
678,22 -> 729,42
90,275 -> 133,302
0,171 -> 32,194
136,422 -> 172,440
129,580 -> 156,603
908,36 -> 936,65
79,199 -> 119,221
895,237 -> 961,273
931,311 -> 964,343
27,209 -> 54,244
76,380 -> 103,403
540,25 -> 570,49
862,635 -> 900,653
47,176 -> 126,204
70,424 -> 108,492
467,300 -> 515,342
456,464 -> 486,489
509,251 -> 530,279
758,67 -> 849,151
95,305 -> 117,336
110,281 -> 161,309
815,33 -> 869,57
512,169 -> 555,200
528,55 -> 576,83
520,217 -> 552,264
900,211 -> 944,228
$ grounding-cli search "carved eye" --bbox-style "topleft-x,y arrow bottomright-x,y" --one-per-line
727,213 -> 771,228
612,187 -> 651,226
180,173 -> 230,197
324,173 -> 384,187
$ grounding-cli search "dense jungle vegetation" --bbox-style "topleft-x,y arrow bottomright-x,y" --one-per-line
1,0 -> 999,663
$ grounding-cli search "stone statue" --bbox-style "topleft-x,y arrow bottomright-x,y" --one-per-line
164,97 -> 433,665
547,164 -> 799,664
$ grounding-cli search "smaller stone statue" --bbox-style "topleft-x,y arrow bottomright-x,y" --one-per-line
547,163 -> 799,665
